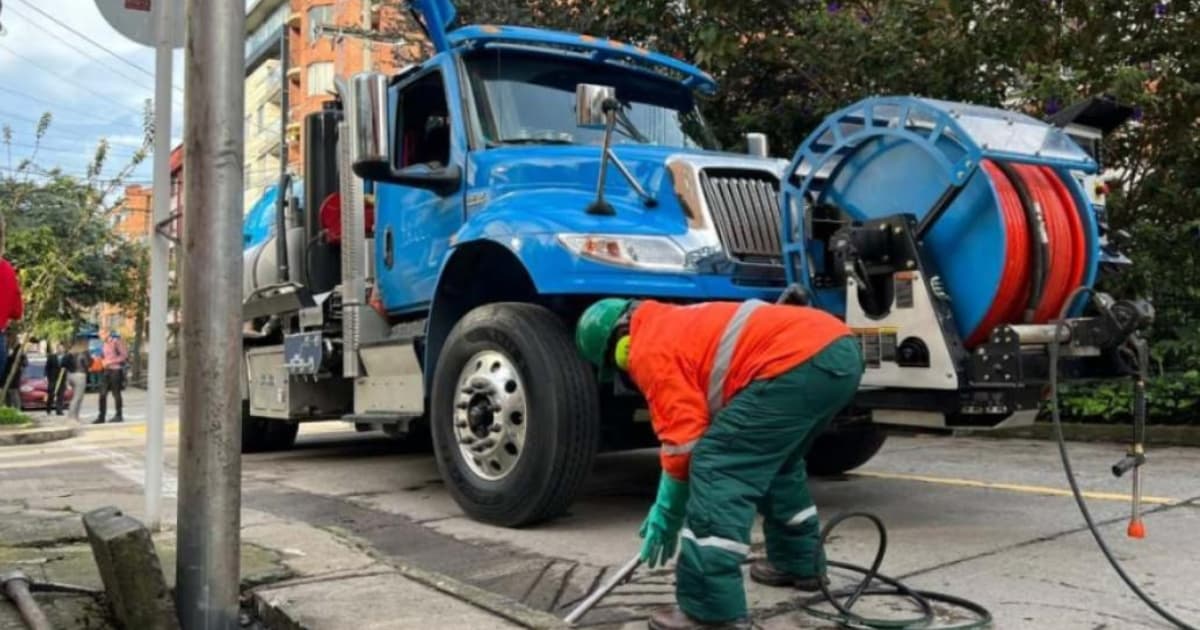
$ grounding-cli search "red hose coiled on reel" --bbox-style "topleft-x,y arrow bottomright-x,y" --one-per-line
964,161 -> 1088,347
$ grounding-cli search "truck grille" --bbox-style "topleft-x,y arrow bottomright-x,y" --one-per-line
699,169 -> 783,263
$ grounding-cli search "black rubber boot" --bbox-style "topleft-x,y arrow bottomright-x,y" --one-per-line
749,559 -> 828,591
647,606 -> 750,630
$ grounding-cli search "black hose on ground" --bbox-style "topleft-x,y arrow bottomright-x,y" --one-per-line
801,512 -> 993,629
1048,288 -> 1196,630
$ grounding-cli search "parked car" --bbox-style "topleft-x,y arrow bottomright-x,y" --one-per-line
18,354 -> 74,411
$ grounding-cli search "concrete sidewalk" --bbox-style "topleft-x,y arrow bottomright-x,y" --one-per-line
0,505 -> 543,629
0,441 -> 550,629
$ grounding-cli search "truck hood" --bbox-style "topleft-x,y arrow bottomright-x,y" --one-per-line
467,144 -> 784,235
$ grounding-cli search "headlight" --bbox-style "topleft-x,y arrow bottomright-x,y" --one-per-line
18,385 -> 33,393
557,234 -> 688,271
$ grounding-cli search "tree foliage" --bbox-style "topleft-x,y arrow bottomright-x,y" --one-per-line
0,109 -> 151,346
452,0 -> 1199,420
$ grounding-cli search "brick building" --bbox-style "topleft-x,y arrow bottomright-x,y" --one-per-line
284,0 -> 427,171
96,184 -> 154,338
244,1 -> 428,206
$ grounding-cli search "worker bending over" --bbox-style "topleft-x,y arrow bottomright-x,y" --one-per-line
576,298 -> 864,629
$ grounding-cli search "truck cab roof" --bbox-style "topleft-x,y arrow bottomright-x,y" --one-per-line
409,0 -> 715,94
446,25 -> 717,95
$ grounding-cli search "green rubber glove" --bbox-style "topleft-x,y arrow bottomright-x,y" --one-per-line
638,472 -> 689,567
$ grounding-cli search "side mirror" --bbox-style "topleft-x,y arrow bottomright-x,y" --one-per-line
353,162 -> 462,195
576,83 -> 617,129
745,132 -> 769,158
348,72 -> 389,165
347,71 -> 461,195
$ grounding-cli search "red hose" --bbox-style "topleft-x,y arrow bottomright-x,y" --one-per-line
1012,164 -> 1083,323
1040,166 -> 1088,306
965,162 -> 1088,346
968,161 -> 1031,346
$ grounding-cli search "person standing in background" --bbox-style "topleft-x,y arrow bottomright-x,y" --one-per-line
45,343 -> 64,415
65,344 -> 88,422
0,217 -> 23,407
47,342 -> 74,416
92,330 -> 128,424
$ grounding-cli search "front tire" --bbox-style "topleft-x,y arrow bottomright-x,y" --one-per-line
807,422 -> 887,476
241,402 -> 299,453
430,303 -> 599,527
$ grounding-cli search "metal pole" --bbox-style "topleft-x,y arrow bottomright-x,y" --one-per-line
176,0 -> 244,627
279,29 -> 289,179
273,29 -> 289,284
1,571 -> 52,630
563,554 -> 641,624
143,0 -> 173,534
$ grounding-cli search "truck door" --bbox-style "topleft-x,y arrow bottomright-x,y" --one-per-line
374,62 -> 464,313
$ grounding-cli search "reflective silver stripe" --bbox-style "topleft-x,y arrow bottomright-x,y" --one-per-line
786,505 -> 818,527
680,528 -> 750,556
706,299 -> 766,415
661,439 -> 699,456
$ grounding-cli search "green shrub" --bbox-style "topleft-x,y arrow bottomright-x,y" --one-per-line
0,406 -> 32,426
1056,370 -> 1200,425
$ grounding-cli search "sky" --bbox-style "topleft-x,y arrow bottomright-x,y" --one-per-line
0,0 -> 186,186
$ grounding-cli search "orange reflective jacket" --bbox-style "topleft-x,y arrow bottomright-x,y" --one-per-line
627,300 -> 852,480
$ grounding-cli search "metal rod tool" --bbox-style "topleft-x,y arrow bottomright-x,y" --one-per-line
2,570 -> 52,630
564,554 -> 642,625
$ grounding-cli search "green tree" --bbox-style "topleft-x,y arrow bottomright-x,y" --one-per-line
455,0 -> 1198,419
0,109 -> 152,358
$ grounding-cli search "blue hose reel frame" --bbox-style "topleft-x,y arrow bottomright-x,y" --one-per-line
779,96 -> 1101,326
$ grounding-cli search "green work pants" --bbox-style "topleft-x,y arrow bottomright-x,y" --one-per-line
675,336 -> 864,623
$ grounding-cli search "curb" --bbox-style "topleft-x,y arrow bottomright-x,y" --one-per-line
315,527 -> 569,629
0,424 -> 79,446
389,559 -> 570,629
966,422 -> 1200,447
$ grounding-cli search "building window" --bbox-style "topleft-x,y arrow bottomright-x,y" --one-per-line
307,5 -> 333,44
307,62 -> 334,97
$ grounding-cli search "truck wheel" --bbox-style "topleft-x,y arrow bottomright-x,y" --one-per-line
241,402 -> 299,453
806,423 -> 887,476
430,303 -> 599,527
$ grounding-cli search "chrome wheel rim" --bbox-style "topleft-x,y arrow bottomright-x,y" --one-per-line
453,350 -> 528,481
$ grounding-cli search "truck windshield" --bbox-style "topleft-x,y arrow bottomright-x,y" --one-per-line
464,50 -> 717,150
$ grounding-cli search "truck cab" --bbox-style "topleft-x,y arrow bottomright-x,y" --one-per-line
241,0 -> 1145,528
243,11 -> 792,527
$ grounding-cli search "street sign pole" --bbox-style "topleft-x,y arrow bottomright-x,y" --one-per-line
143,0 -> 172,534
95,0 -> 184,535
176,0 -> 245,626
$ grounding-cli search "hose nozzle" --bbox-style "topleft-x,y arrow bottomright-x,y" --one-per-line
1113,442 -> 1146,540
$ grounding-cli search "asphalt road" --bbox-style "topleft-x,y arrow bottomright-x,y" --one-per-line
3,414 -> 1198,629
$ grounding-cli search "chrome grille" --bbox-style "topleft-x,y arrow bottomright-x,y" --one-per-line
699,169 -> 783,263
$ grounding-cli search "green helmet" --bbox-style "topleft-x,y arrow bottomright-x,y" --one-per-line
576,298 -> 633,372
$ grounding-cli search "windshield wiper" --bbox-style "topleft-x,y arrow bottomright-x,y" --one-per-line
488,137 -> 575,147
613,108 -> 651,144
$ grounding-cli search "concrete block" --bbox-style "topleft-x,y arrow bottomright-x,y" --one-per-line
82,507 -> 180,630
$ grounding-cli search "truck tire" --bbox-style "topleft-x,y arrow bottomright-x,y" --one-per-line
430,302 -> 600,527
806,423 -> 887,476
241,402 -> 299,453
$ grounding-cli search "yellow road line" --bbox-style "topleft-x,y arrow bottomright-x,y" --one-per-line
852,470 -> 1180,505
0,454 -> 105,470
80,422 -> 181,441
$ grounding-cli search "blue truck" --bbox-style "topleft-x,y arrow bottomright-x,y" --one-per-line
241,0 -> 1146,526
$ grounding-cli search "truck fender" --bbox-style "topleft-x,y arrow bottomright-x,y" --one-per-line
424,239 -> 538,386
